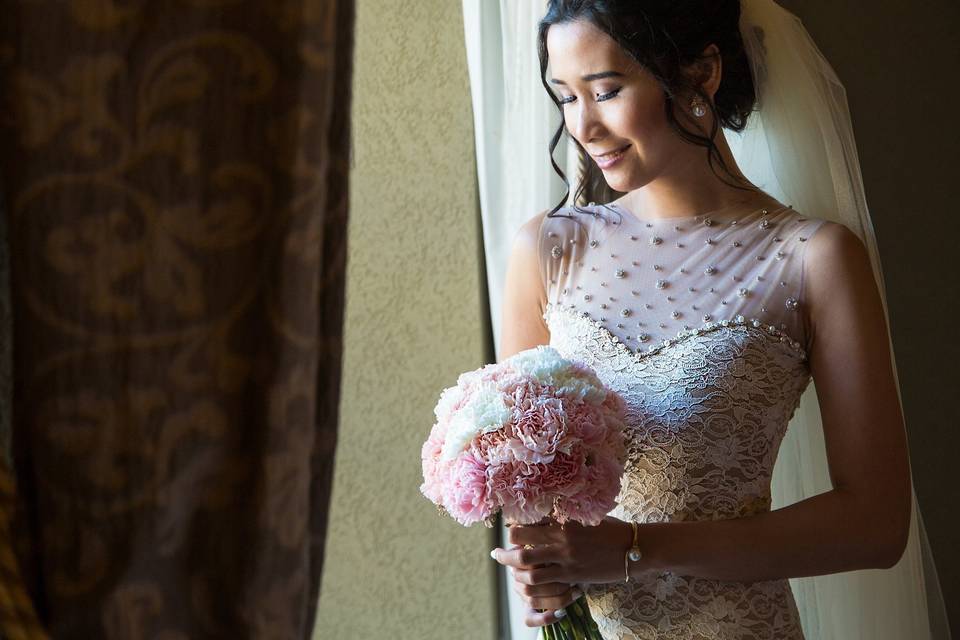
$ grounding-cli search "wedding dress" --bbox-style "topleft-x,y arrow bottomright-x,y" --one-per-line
539,200 -> 823,639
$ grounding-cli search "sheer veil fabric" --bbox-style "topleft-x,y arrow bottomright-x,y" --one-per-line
732,2 -> 951,638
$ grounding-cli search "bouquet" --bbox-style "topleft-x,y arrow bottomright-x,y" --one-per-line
420,345 -> 628,640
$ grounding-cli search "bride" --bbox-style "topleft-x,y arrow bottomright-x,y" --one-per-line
491,0 -> 949,638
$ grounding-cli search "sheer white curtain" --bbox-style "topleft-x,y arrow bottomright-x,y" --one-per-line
462,2 -> 951,639
462,1 -> 573,637
461,0 -> 576,351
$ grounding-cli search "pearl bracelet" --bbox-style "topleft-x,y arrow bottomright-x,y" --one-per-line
624,520 -> 643,583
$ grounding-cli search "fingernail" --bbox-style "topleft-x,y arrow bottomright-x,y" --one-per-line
572,589 -> 583,600
489,549 -> 498,560
553,608 -> 567,618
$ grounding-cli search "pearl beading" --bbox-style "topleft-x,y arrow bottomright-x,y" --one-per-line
543,302 -> 808,362
542,203 -> 820,364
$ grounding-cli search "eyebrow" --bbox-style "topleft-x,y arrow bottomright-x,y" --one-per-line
550,71 -> 624,85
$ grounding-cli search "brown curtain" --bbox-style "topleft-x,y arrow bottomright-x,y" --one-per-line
0,0 -> 353,637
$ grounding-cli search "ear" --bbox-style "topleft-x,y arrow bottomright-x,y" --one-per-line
685,43 -> 723,100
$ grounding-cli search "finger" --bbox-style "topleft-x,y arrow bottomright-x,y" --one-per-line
491,544 -> 558,569
524,606 -> 565,629
507,516 -> 551,528
513,563 -> 563,586
507,521 -> 562,547
514,580 -> 571,600
528,585 -> 584,613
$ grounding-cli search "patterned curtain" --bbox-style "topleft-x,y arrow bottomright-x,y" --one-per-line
0,1 -> 354,637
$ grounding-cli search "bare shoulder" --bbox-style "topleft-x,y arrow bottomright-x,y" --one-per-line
514,209 -> 551,252
500,209 -> 554,360
804,220 -> 874,302
805,220 -> 868,268
507,208 -> 553,306
803,219 -> 884,351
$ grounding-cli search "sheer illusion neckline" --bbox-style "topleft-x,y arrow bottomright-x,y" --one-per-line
608,199 -> 792,225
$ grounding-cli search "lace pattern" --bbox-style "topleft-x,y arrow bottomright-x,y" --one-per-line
544,303 -> 810,639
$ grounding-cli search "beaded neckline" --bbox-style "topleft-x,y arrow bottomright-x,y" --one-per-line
543,301 -> 808,363
605,202 -> 793,226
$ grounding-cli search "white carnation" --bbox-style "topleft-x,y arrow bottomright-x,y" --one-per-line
507,345 -> 566,378
434,384 -> 463,422
507,345 -> 606,405
440,382 -> 510,461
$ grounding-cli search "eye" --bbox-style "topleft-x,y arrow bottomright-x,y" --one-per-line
558,88 -> 622,105
596,88 -> 621,102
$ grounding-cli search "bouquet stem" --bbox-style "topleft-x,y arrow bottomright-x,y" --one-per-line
537,593 -> 602,640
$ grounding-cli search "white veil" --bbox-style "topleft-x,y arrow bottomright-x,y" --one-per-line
726,2 -> 952,638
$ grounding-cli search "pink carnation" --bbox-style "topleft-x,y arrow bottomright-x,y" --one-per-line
505,386 -> 566,464
419,422 -> 449,503
441,451 -> 493,526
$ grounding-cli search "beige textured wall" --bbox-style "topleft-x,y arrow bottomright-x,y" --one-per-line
315,1 -> 497,639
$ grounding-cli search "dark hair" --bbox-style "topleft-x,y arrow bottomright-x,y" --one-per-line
537,0 -> 759,220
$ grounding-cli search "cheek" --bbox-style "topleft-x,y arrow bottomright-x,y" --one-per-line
615,100 -> 667,145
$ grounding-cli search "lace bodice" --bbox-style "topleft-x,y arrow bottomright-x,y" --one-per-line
537,202 -> 829,639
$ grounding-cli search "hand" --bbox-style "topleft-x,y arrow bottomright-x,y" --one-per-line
508,569 -> 583,629
491,516 -> 655,594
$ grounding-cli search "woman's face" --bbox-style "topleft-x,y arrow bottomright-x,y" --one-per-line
546,19 -> 700,193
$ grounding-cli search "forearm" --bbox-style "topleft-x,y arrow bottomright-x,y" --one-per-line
636,489 -> 901,582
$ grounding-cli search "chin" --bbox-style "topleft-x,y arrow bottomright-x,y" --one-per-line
603,172 -> 641,194
609,161 -> 655,192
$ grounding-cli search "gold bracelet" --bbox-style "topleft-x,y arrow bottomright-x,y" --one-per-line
623,521 -> 643,583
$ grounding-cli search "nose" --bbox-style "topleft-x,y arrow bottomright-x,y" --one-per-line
568,99 -> 605,145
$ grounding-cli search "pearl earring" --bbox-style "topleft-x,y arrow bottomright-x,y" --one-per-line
691,96 -> 707,118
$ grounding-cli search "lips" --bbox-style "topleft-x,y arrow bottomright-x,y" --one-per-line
592,144 -> 630,159
592,144 -> 630,169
